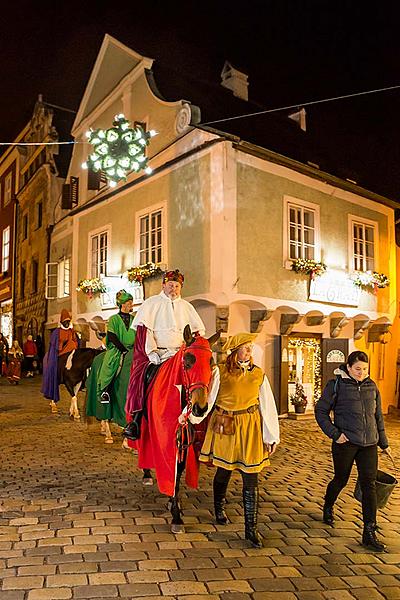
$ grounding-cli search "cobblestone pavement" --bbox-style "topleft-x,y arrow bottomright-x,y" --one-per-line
1,377 -> 400,600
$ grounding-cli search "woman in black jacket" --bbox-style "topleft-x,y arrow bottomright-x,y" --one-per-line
315,350 -> 391,552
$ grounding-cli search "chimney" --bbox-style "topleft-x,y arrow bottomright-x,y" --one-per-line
221,61 -> 249,101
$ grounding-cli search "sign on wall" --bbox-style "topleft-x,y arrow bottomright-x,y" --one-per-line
100,276 -> 143,309
309,272 -> 360,307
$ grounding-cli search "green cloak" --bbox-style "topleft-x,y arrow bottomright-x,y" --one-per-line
86,313 -> 135,426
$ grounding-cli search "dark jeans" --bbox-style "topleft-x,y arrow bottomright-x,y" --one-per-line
214,466 -> 258,491
325,441 -> 378,524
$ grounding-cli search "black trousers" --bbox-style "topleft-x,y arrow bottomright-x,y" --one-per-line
325,442 -> 378,524
214,466 -> 258,490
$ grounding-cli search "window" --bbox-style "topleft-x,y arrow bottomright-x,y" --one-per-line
45,258 -> 71,299
139,209 -> 162,264
90,231 -> 108,277
58,258 -> 70,298
4,173 -> 12,206
37,202 -> 43,229
2,226 -> 10,272
22,214 -> 28,240
288,202 -> 317,260
20,266 -> 26,298
351,219 -> 376,272
32,259 -> 39,293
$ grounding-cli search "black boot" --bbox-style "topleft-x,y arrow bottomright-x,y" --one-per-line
362,522 -> 386,552
213,478 -> 229,525
323,503 -> 334,526
243,487 -> 263,548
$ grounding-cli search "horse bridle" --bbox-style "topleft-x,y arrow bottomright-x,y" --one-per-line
176,343 -> 212,460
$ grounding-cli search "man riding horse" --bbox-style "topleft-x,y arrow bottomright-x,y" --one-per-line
125,269 -> 206,486
86,290 -> 135,442
41,309 -> 80,417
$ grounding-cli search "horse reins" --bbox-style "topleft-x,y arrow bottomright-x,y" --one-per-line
176,343 -> 211,461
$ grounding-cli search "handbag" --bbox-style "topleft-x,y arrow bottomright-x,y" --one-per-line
212,412 -> 235,435
354,455 -> 398,510
122,411 -> 143,441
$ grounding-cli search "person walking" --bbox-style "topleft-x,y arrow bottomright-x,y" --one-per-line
195,333 -> 280,548
0,333 -> 9,377
315,350 -> 391,552
23,335 -> 38,377
7,340 -> 24,384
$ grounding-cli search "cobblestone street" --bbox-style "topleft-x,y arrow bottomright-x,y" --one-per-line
1,377 -> 400,600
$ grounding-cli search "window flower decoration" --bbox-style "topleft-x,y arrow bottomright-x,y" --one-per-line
76,278 -> 107,299
126,262 -> 164,284
351,271 -> 390,293
291,258 -> 327,278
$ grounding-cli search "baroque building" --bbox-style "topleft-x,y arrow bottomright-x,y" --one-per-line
14,96 -> 70,344
47,35 -> 399,414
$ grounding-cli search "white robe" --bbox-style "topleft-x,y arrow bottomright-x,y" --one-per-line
131,291 -> 206,360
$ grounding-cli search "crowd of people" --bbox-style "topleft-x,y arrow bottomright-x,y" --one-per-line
0,332 -> 43,384
7,267 -> 392,552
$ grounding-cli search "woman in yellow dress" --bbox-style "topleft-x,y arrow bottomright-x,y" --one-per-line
194,333 -> 280,548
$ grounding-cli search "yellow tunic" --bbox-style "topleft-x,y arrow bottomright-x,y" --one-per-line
199,364 -> 270,472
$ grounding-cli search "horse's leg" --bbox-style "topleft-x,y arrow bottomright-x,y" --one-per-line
170,461 -> 185,534
49,400 -> 58,414
70,383 -> 81,421
65,379 -> 81,421
104,420 -> 113,444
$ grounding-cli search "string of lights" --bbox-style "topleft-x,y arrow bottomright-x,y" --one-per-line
200,83 -> 400,126
1,83 -> 399,146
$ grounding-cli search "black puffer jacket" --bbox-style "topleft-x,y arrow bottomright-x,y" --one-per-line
315,366 -> 388,449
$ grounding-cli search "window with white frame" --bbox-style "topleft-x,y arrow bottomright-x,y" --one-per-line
351,219 -> 376,272
139,209 -> 162,264
287,201 -> 317,260
58,258 -> 70,297
4,173 -> 12,206
90,231 -> 108,278
2,226 -> 10,272
45,258 -> 71,299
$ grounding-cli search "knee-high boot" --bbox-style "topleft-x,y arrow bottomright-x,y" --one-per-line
213,477 -> 229,525
243,486 -> 263,548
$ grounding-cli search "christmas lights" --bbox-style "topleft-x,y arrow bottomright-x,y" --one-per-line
82,114 -> 156,186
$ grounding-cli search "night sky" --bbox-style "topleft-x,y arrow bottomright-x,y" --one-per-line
1,0 -> 400,199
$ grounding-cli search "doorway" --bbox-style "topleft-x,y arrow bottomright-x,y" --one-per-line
287,335 -> 322,412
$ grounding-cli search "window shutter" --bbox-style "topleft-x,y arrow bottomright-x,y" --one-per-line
61,184 -> 72,210
45,262 -> 58,299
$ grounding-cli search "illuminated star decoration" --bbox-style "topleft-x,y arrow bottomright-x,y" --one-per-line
82,114 -> 157,188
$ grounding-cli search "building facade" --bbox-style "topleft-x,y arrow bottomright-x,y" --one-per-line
14,97 -> 66,345
0,139 -> 25,345
47,35 -> 398,413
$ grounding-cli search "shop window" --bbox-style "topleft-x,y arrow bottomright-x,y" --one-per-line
287,336 -> 322,411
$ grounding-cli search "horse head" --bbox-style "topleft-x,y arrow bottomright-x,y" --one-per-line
182,324 -> 221,417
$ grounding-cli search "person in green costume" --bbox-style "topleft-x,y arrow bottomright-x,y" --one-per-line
86,290 -> 136,438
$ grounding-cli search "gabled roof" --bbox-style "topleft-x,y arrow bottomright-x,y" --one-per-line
149,62 -> 397,202
72,34 -> 153,131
